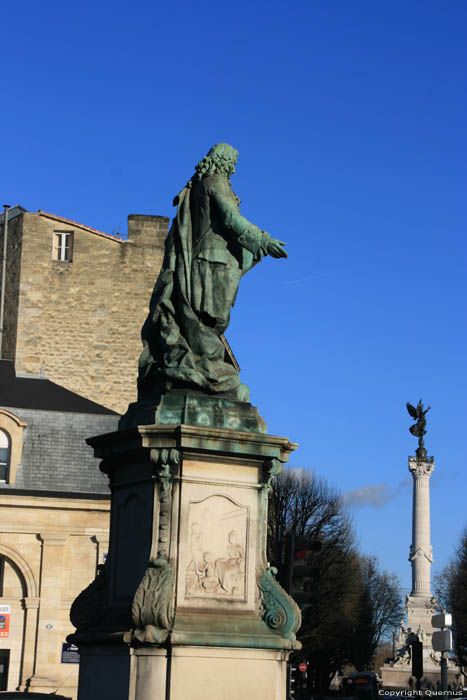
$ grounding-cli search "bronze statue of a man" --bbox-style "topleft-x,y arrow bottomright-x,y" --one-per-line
138,143 -> 287,402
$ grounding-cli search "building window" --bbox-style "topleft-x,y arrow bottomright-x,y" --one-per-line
53,231 -> 74,261
0,431 -> 10,483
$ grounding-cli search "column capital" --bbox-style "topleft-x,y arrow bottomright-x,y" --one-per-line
91,534 -> 109,547
409,458 -> 434,477
38,531 -> 69,546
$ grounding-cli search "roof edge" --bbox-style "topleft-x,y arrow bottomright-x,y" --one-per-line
37,210 -> 125,243
0,205 -> 28,223
0,487 -> 110,500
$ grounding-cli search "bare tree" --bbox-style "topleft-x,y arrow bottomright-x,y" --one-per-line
350,555 -> 403,671
373,641 -> 394,676
433,527 -> 467,679
269,468 -> 360,689
269,468 -> 354,557
269,468 -> 403,688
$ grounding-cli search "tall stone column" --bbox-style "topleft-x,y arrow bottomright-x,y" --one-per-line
381,453 -> 438,689
408,457 -> 434,597
20,597 -> 40,688
405,455 -> 437,669
381,404 -> 459,688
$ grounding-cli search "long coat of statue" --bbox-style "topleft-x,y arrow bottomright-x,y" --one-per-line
138,143 -> 287,402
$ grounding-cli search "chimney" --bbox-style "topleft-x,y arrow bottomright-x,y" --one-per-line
127,214 -> 170,246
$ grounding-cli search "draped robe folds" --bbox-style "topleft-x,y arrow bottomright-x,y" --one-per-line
138,173 -> 271,400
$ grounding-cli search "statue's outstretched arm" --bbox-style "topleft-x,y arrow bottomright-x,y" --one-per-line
208,178 -> 270,257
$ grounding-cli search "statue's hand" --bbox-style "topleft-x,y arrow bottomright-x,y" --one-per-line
267,238 -> 287,258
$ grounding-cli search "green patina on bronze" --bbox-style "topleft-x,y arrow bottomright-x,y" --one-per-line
128,555 -> 175,645
406,399 -> 432,461
125,390 -> 267,434
260,567 -> 302,646
137,142 -> 287,404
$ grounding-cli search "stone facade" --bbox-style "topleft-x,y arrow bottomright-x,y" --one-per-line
0,491 -> 109,698
0,203 -> 169,697
0,208 -> 24,363
0,208 -> 169,414
0,365 -> 118,696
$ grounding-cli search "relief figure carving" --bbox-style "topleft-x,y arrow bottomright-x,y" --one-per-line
215,530 -> 245,594
199,551 -> 220,594
187,521 -> 205,586
185,495 -> 248,600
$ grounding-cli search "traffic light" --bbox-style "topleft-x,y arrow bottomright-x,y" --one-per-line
288,662 -> 298,698
280,533 -> 322,607
287,660 -> 308,699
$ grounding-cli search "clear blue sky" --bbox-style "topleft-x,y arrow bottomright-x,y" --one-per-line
2,0 -> 466,595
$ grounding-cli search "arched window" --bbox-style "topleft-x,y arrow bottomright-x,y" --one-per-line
0,431 -> 10,483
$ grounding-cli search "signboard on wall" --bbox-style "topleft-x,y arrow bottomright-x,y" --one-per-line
61,642 -> 80,664
0,605 -> 10,639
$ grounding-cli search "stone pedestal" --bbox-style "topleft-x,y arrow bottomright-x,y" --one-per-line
379,660 -> 460,690
70,417 -> 300,700
130,647 -> 288,700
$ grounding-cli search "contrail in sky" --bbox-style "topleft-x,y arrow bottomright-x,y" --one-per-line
283,265 -> 364,285
282,270 -> 341,285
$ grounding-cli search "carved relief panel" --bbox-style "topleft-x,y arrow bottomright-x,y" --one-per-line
184,495 -> 249,601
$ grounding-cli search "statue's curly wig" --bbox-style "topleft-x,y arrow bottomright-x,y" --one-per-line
194,142 -> 239,179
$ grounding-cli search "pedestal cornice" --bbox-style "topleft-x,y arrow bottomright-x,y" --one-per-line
88,424 -> 298,470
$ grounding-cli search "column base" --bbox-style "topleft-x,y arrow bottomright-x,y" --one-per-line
405,593 -> 436,636
26,675 -> 60,689
381,661 -> 461,690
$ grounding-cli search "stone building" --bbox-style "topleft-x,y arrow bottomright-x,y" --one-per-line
0,204 -> 170,697
0,359 -> 118,696
0,206 -> 169,414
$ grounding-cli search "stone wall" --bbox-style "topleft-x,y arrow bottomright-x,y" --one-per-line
0,492 -> 110,698
0,215 -> 22,362
5,211 -> 169,414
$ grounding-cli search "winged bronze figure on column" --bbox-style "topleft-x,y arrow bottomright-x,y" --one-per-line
406,399 -> 431,460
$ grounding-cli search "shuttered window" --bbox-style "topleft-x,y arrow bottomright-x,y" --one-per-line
53,231 -> 74,261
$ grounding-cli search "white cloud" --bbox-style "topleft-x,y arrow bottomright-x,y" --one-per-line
342,478 -> 411,509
